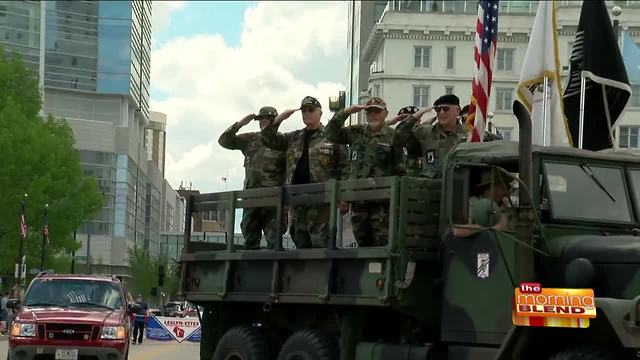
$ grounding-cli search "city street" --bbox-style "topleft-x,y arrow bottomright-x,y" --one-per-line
0,338 -> 200,360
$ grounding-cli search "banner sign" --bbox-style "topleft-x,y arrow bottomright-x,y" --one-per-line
146,316 -> 201,343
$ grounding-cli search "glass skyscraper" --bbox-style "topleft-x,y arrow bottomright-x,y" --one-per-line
0,0 -> 173,277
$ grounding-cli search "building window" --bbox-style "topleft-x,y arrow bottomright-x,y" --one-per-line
496,88 -> 514,111
414,46 -> 431,68
497,48 -> 515,71
619,126 -> 640,149
413,85 -> 430,107
445,86 -> 455,95
496,127 -> 513,140
373,84 -> 381,97
631,84 -> 640,107
446,47 -> 455,70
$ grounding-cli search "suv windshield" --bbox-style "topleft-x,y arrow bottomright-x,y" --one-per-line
543,161 -> 632,223
24,279 -> 123,310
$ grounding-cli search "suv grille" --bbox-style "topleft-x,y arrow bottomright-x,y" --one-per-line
43,323 -> 97,341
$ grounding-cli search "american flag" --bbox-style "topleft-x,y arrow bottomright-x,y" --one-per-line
20,199 -> 28,239
466,0 -> 500,142
42,207 -> 49,246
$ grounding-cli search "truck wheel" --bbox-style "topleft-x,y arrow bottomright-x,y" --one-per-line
212,326 -> 270,360
277,329 -> 339,360
549,346 -> 614,360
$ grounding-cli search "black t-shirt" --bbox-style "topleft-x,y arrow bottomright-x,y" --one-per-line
292,129 -> 318,185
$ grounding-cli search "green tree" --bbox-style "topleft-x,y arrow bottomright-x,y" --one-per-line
126,248 -> 180,307
0,47 -> 104,279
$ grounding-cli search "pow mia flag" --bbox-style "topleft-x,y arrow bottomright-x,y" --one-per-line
563,0 -> 631,151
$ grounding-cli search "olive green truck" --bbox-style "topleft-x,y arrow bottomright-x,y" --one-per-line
178,102 -> 640,359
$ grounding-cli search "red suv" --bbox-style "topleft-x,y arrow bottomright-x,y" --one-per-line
6,273 -> 140,360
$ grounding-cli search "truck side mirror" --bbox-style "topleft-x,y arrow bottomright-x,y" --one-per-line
127,303 -> 141,314
6,299 -> 20,310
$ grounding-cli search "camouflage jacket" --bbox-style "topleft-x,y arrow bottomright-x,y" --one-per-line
261,122 -> 349,185
218,122 -> 285,189
396,116 -> 467,179
396,121 -> 424,177
326,111 -> 405,179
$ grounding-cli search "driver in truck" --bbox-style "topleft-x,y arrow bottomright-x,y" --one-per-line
452,168 -> 515,238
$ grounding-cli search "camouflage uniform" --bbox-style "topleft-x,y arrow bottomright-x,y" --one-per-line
325,97 -> 405,247
218,107 -> 286,250
395,106 -> 424,177
397,119 -> 467,179
261,97 -> 349,248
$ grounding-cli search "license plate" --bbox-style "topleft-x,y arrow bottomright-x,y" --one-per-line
55,349 -> 78,360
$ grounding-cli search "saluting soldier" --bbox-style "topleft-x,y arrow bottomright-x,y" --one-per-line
261,96 -> 349,249
325,97 -> 405,247
218,106 -> 286,250
395,94 -> 468,179
386,105 -> 424,177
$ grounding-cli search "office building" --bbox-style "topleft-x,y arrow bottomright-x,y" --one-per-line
349,0 -> 640,144
0,0 -> 180,276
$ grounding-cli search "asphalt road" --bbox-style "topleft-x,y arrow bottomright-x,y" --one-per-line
0,338 -> 201,360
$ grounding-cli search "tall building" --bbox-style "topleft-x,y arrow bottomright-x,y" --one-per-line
350,0 -> 640,144
0,0 -> 177,277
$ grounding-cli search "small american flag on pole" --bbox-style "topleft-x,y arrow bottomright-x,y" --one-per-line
20,199 -> 28,239
466,0 -> 500,142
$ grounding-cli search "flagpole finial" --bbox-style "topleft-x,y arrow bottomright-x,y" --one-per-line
24,194 -> 28,198
45,203 -> 48,208
612,6 -> 622,18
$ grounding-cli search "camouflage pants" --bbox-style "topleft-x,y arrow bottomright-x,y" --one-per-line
289,205 -> 330,248
351,201 -> 389,247
241,207 -> 286,250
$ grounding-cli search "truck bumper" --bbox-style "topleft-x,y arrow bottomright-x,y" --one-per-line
8,345 -> 127,360
596,296 -> 640,348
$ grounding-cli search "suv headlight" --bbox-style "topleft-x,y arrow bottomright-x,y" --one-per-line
11,323 -> 36,337
101,326 -> 126,340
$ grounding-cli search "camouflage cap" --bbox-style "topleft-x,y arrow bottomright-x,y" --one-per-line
300,96 -> 322,109
255,106 -> 278,119
365,97 -> 387,110
398,106 -> 419,116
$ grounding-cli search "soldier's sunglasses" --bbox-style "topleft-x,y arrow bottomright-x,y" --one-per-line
435,106 -> 452,113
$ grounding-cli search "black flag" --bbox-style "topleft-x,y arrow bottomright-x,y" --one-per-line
563,0 -> 631,151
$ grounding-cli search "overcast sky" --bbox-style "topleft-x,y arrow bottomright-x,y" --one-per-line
150,1 -> 349,198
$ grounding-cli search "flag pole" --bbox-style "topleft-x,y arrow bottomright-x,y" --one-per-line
40,204 -> 48,271
578,75 -> 587,149
16,194 -> 27,286
542,76 -> 550,146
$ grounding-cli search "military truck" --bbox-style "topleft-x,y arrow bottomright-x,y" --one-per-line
178,101 -> 640,359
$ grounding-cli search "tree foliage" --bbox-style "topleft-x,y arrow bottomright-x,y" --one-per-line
125,247 -> 179,307
0,47 -> 104,280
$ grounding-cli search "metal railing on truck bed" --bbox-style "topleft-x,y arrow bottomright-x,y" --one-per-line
179,176 -> 442,306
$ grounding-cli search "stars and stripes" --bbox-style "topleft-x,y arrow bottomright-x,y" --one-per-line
20,199 -> 28,240
466,0 -> 500,143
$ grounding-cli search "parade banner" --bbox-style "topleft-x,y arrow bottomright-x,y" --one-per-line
146,316 -> 201,343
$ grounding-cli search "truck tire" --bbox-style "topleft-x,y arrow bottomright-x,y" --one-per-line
548,346 -> 614,360
212,326 -> 270,360
277,329 -> 339,360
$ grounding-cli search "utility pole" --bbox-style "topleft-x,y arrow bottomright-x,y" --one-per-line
86,226 -> 92,274
71,230 -> 76,274
16,194 -> 28,286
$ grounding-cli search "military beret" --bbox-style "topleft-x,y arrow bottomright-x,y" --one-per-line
433,94 -> 460,107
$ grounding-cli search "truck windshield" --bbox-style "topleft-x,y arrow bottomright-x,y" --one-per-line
543,161 -> 632,223
24,279 -> 123,310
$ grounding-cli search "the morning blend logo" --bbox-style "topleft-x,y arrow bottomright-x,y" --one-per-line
512,282 -> 596,328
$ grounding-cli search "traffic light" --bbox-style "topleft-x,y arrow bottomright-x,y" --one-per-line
151,286 -> 157,296
158,265 -> 165,287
